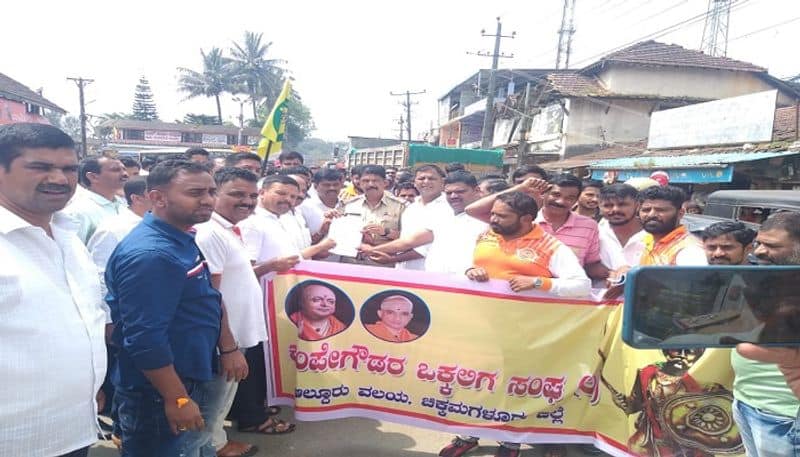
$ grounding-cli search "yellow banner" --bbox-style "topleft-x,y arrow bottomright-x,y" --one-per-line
265,261 -> 743,457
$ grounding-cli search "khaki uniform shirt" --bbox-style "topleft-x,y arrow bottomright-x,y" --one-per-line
340,193 -> 405,266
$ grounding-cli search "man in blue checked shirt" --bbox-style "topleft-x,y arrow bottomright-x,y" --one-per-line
106,159 -> 247,457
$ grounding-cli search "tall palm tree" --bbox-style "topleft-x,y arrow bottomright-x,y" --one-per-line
177,47 -> 231,124
229,31 -> 285,120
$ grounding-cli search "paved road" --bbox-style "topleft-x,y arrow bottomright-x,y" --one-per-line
89,410 -> 602,456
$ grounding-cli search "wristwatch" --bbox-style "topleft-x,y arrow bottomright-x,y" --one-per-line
532,277 -> 543,289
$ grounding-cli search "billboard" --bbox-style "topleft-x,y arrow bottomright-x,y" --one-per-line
648,90 -> 777,149
202,133 -> 228,145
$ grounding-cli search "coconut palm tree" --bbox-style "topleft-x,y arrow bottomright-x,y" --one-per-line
177,47 -> 232,124
229,31 -> 285,120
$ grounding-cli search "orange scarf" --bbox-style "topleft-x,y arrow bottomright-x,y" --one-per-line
290,311 -> 346,341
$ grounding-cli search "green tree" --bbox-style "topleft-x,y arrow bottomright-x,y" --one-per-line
181,113 -> 221,125
254,91 -> 315,149
284,96 -> 315,148
45,113 -> 81,138
177,48 -> 231,124
131,76 -> 159,121
229,31 -> 285,120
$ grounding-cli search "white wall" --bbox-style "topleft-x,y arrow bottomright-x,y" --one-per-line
597,64 -> 794,105
564,98 -> 654,153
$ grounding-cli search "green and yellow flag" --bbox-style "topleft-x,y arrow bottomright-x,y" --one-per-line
257,80 -> 291,160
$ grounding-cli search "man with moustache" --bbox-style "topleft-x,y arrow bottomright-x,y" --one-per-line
194,167 -> 273,457
89,177 -> 153,302
573,180 -> 602,221
440,191 -> 589,457
702,221 -> 756,266
607,185 -> 706,297
240,175 -> 334,266
636,185 -> 706,267
395,164 -> 451,270
301,168 -> 344,241
340,165 -> 404,267
106,160 -> 245,456
277,171 -> 313,253
730,212 -> 800,457
0,123 -> 107,457
535,174 -> 606,280
64,154 -> 129,243
363,171 -> 487,275
597,183 -> 646,269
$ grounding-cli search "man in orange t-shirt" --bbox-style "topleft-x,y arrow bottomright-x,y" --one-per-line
365,295 -> 419,342
440,191 -> 590,457
290,283 -> 346,341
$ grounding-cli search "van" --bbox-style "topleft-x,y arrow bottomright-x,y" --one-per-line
682,190 -> 800,233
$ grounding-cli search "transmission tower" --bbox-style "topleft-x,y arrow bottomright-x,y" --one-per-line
700,0 -> 732,56
555,0 -> 577,69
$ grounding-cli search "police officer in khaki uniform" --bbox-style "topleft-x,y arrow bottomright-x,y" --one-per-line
340,165 -> 404,267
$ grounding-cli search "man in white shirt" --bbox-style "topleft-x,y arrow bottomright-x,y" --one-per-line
597,183 -> 647,269
86,176 -> 151,444
395,164 -> 450,270
364,171 -> 487,275
88,176 -> 151,306
63,155 -> 129,244
195,168 -> 293,457
301,168 -> 343,239
240,175 -> 335,267
280,172 -> 313,252
237,174 -> 332,437
0,123 -> 107,457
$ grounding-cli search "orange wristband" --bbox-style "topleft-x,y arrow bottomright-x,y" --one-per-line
176,397 -> 190,408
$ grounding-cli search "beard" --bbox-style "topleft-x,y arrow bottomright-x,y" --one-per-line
757,246 -> 800,266
491,220 -> 521,236
643,213 -> 679,235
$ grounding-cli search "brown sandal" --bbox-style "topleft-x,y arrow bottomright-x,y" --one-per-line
239,417 -> 296,435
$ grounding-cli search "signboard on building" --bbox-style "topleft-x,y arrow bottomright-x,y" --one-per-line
526,103 -> 564,143
202,133 -> 228,145
648,90 -> 777,149
144,130 -> 182,143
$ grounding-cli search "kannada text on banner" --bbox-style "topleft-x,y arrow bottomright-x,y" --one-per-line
264,261 -> 743,457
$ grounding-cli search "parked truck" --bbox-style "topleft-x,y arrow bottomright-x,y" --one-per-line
346,143 -> 503,174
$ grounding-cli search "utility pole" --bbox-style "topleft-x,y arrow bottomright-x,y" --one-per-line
701,0 -> 732,57
67,77 -> 94,156
394,115 -> 405,141
555,0 -> 577,69
468,17 -> 515,149
390,90 -> 426,141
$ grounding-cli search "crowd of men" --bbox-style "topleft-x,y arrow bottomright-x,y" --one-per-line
2,122 -> 799,457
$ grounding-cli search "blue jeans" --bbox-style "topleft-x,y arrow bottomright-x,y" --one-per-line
733,399 -> 800,457
114,380 -> 216,457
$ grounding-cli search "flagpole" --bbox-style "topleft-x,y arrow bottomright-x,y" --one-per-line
261,141 -> 273,175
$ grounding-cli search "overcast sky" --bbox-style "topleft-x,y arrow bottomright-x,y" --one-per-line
2,0 -> 798,141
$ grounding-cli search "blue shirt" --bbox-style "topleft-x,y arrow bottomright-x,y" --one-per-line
106,212 -> 222,390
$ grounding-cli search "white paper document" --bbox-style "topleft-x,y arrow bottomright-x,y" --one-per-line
326,215 -> 364,258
